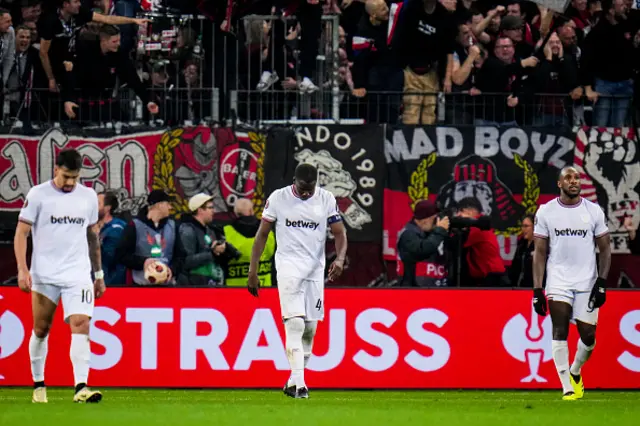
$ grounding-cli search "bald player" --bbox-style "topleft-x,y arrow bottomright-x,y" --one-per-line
532,166 -> 611,400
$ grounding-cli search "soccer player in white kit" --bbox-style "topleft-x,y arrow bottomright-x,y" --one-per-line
247,163 -> 348,399
532,166 -> 611,401
14,148 -> 106,403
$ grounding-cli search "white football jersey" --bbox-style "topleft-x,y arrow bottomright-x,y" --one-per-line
262,185 -> 342,282
534,197 -> 609,292
19,181 -> 99,287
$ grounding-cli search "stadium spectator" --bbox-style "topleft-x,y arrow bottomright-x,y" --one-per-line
98,191 -> 127,286
392,0 -> 457,125
37,0 -> 146,121
454,197 -> 507,287
0,8 -> 16,89
505,0 -> 540,45
176,193 -> 241,287
508,214 -> 534,287
474,35 -> 538,125
351,0 -> 402,123
17,0 -> 42,25
532,31 -> 580,127
116,189 -> 178,286
62,24 -> 158,123
500,15 -> 534,59
624,216 -> 640,255
5,24 -> 38,121
449,23 -> 485,124
224,198 -> 276,287
396,200 -> 450,287
581,0 -> 635,127
471,5 -> 503,45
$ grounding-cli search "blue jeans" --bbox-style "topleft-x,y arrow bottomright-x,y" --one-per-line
593,79 -> 633,128
113,0 -> 141,55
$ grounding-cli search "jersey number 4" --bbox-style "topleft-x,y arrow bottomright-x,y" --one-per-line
81,289 -> 94,304
315,299 -> 322,311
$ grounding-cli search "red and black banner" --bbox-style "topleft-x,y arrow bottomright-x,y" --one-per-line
383,126 -> 577,262
264,125 -> 385,242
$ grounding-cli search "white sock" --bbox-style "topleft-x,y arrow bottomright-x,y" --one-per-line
570,339 -> 595,377
29,331 -> 49,383
70,334 -> 91,387
284,317 -> 305,389
552,340 -> 573,394
302,320 -> 317,369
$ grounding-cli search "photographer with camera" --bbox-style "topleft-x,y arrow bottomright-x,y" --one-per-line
396,200 -> 450,287
176,193 -> 241,287
451,197 -> 508,287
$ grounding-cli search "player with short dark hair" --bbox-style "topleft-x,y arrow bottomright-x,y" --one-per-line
248,163 -> 348,399
532,166 -> 611,400
14,148 -> 105,403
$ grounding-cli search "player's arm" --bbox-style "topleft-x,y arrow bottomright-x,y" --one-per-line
532,237 -> 548,289
331,220 -> 348,262
595,233 -> 611,280
247,219 -> 274,296
15,191 -> 40,291
87,224 -> 102,274
14,221 -> 32,273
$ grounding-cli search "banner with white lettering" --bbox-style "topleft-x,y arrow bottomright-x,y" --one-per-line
2,287 -> 640,388
383,126 -> 576,263
264,125 -> 385,242
0,125 -> 267,221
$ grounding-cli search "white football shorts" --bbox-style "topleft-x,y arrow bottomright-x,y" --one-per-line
545,284 -> 598,325
277,275 -> 324,322
32,282 -> 95,322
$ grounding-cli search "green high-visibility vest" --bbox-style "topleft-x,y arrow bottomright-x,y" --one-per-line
224,224 -> 276,287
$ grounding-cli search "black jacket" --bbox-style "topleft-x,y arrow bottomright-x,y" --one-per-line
351,13 -> 395,88
581,17 -> 636,85
63,39 -> 149,103
176,215 -> 241,286
397,221 -> 449,287
509,238 -> 534,287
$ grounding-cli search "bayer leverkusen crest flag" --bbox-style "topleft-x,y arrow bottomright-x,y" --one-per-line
383,125 -> 576,262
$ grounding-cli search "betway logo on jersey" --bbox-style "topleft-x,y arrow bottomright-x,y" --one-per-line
50,216 -> 86,226
285,218 -> 319,230
554,228 -> 587,238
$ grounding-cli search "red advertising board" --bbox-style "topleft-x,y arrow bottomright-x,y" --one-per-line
1,287 -> 639,388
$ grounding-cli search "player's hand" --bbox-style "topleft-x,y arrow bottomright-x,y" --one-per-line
94,278 -> 106,299
17,268 -> 32,293
532,288 -> 547,316
588,277 -> 606,311
133,18 -> 149,26
328,258 -> 345,282
436,216 -> 450,231
247,273 -> 260,297
64,101 -> 78,119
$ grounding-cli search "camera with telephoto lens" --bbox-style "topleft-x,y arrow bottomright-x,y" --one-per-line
437,204 -> 492,231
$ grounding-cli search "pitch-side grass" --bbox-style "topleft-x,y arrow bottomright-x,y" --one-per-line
0,388 -> 638,426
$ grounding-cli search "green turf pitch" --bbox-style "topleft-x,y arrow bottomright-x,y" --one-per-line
1,389 -> 638,426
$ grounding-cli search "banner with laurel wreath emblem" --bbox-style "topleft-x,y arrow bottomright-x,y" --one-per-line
383,126 -> 575,264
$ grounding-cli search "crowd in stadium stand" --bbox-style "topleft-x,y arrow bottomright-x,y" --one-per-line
0,0 -> 638,126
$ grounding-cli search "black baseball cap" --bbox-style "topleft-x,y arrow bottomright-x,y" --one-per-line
147,190 -> 172,206
414,200 -> 440,220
